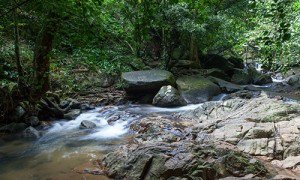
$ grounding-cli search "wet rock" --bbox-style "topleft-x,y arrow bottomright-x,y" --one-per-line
80,103 -> 95,111
64,109 -> 81,120
0,123 -> 27,133
231,68 -> 272,85
287,74 -> 300,88
201,55 -> 243,76
227,57 -> 245,69
121,70 -> 176,93
129,116 -> 187,143
253,73 -> 272,85
59,100 -> 69,109
176,75 -> 221,103
231,69 -> 252,85
152,85 -> 186,107
67,98 -> 81,109
208,76 -> 243,92
80,120 -> 96,129
221,151 -> 267,177
26,116 -> 39,127
101,141 -> 267,179
205,68 -> 231,81
107,115 -> 120,125
23,126 -> 40,139
248,67 -> 272,85
224,90 -> 259,100
11,106 -> 26,121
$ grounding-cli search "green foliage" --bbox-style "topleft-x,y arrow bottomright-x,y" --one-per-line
246,0 -> 299,70
0,0 -> 299,96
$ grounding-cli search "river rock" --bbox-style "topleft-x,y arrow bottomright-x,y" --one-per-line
287,74 -> 300,88
67,98 -> 81,109
64,109 -> 81,120
152,85 -> 186,107
248,67 -> 272,85
80,120 -> 96,129
202,54 -> 230,70
101,141 -> 267,179
0,123 -> 27,133
223,90 -> 260,100
10,106 -> 26,121
231,68 -> 272,85
23,126 -> 40,139
253,73 -> 272,85
59,100 -> 69,109
80,103 -> 95,111
26,116 -> 40,127
208,76 -> 243,92
205,68 -> 230,81
227,57 -> 245,69
182,94 -> 300,124
121,70 -> 175,93
231,69 -> 252,85
176,75 -> 221,103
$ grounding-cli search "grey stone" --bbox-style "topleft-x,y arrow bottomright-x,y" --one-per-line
287,74 -> 300,88
26,116 -> 39,127
80,103 -> 95,111
231,69 -> 251,85
64,109 -> 81,120
23,126 -> 40,139
11,106 -> 26,121
0,123 -> 27,133
121,70 -> 176,93
208,76 -> 243,92
152,85 -> 186,107
176,75 -> 221,103
80,120 -> 96,129
205,68 -> 230,81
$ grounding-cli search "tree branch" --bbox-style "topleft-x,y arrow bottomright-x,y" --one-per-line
0,0 -> 31,18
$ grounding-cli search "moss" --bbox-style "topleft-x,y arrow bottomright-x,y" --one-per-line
261,106 -> 299,122
222,151 -> 267,177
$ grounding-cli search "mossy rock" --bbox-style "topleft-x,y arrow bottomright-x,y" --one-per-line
222,151 -> 267,177
176,75 -> 221,103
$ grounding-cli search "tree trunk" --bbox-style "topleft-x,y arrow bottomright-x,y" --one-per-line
189,34 -> 200,67
13,1 -> 23,78
33,12 -> 60,98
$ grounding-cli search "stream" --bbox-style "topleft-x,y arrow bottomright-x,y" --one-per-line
0,103 -> 206,180
0,73 -> 298,179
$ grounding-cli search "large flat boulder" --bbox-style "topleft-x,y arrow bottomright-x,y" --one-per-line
176,75 -> 221,104
121,70 -> 175,93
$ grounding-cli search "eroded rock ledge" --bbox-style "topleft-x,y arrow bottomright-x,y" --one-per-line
99,93 -> 300,179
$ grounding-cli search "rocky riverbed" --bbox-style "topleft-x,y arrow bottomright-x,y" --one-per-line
0,64 -> 299,179
97,92 -> 300,179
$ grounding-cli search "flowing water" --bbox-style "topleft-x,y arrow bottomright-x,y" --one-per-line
0,67 -> 298,180
0,103 -> 207,180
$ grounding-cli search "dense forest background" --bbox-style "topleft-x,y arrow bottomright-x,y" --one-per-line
1,0 -> 300,121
